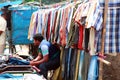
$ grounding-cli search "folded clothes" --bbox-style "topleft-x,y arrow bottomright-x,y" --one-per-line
0,73 -> 23,80
0,64 -> 7,69
0,60 -> 5,64
8,57 -> 30,65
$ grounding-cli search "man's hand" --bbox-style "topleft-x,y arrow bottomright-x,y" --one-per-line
32,66 -> 41,72
30,61 -> 36,66
30,54 -> 49,66
31,59 -> 37,62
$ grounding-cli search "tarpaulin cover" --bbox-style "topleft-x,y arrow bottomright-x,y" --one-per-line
0,0 -> 23,8
11,6 -> 38,44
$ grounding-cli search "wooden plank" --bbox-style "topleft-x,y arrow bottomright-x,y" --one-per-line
0,65 -> 33,74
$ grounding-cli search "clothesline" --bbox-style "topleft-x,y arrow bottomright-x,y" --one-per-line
28,0 -> 120,55
28,2 -> 75,44
28,0 -> 101,54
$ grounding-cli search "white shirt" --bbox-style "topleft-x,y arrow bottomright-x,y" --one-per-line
0,16 -> 7,45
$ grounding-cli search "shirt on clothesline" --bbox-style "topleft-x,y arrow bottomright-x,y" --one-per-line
73,0 -> 103,55
28,3 -> 74,47
96,0 -> 120,54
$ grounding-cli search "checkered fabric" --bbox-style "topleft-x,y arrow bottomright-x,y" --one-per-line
92,1 -> 103,31
96,0 -> 120,54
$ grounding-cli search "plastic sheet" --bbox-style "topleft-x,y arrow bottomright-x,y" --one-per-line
11,6 -> 38,44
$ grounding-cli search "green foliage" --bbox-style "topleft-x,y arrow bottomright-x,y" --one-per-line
41,0 -> 62,5
24,0 -> 34,2
35,0 -> 65,5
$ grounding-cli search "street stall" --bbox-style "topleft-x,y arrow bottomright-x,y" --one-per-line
0,1 -> 42,80
0,0 -> 120,80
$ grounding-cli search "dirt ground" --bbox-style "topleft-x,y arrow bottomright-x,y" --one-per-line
103,54 -> 120,80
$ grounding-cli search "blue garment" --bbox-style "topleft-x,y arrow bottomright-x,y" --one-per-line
78,50 -> 84,80
63,48 -> 71,80
67,48 -> 72,79
92,0 -> 103,31
87,56 -> 99,80
63,48 -> 77,80
8,57 -> 30,65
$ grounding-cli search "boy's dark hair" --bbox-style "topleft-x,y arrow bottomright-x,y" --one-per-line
33,33 -> 44,42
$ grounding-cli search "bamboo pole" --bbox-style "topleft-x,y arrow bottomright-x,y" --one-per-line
39,0 -> 41,6
74,50 -> 80,80
98,0 -> 109,80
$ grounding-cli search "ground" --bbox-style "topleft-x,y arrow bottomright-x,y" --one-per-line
103,54 -> 120,80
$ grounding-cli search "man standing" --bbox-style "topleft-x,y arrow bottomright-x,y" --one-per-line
30,33 -> 61,79
0,10 -> 7,55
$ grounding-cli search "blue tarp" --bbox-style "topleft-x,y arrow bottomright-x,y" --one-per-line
0,0 -> 23,8
0,11 -> 2,15
0,0 -> 23,15
0,0 -> 38,44
0,73 -> 23,80
11,6 -> 38,44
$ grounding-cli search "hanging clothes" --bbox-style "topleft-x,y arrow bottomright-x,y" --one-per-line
96,0 -> 120,54
87,55 -> 99,80
67,23 -> 79,47
28,3 -> 74,46
28,11 -> 38,40
59,5 -> 70,46
51,10 -> 58,42
73,0 -> 103,55
54,9 -> 62,43
78,50 -> 85,80
77,50 -> 91,80
89,28 -> 96,55
78,24 -> 84,50
46,12 -> 51,41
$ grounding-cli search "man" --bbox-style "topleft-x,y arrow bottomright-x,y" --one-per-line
30,33 -> 61,78
0,10 -> 7,55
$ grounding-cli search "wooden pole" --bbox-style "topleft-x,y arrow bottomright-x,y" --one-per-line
98,0 -> 109,80
74,50 -> 80,80
39,0 -> 41,6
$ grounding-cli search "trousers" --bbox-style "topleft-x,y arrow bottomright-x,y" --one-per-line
38,58 -> 60,79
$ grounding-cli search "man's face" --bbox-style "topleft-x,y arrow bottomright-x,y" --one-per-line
34,39 -> 40,46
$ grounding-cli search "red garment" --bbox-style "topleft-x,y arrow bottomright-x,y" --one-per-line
46,12 -> 51,41
51,11 -> 58,42
78,24 -> 84,50
60,8 -> 69,46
